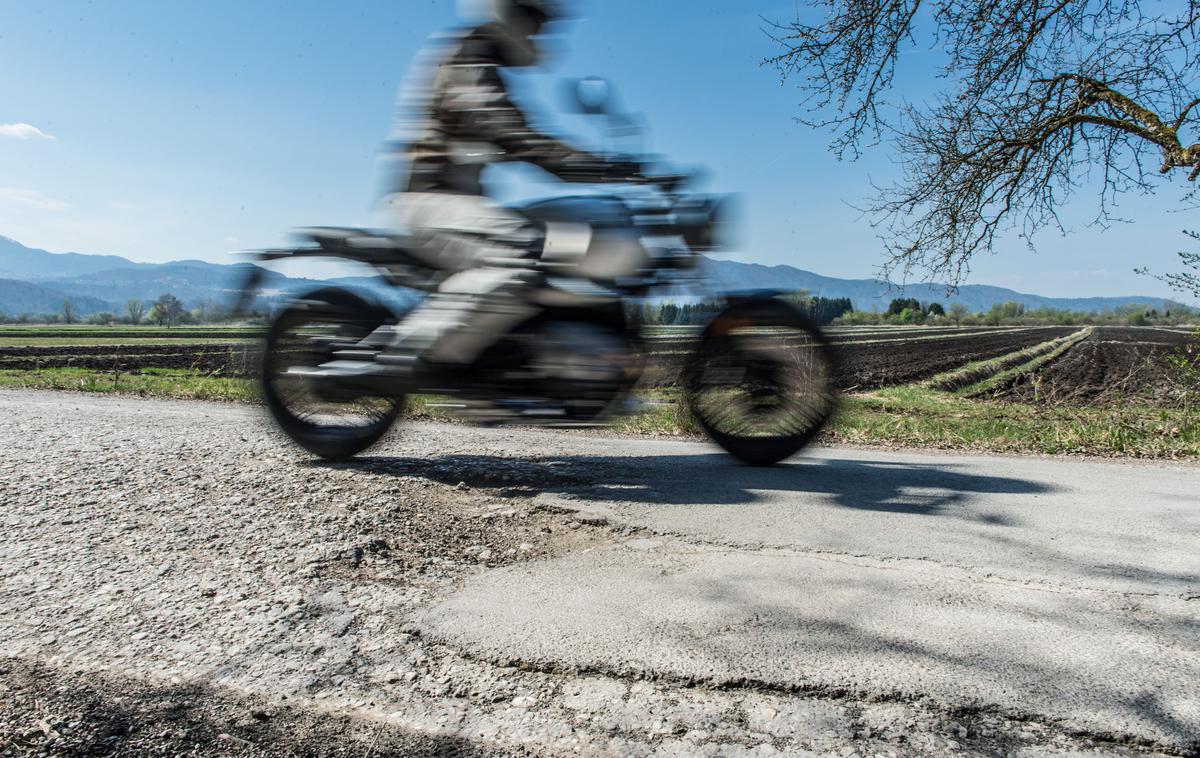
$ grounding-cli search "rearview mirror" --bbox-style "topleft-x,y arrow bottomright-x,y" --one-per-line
565,76 -> 614,115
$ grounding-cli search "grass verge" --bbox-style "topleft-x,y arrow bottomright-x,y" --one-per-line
831,386 -> 1199,459
0,368 -> 257,403
1,367 -> 1196,459
610,386 -> 1199,458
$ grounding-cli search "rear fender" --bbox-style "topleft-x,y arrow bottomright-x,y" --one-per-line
285,287 -> 396,326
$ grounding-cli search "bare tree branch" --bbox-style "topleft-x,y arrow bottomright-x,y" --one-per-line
766,0 -> 1200,283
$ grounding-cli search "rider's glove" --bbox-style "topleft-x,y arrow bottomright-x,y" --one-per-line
605,160 -> 647,183
558,153 -> 645,184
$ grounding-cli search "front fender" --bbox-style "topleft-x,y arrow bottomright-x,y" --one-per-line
228,265 -> 268,318
720,289 -> 788,306
703,296 -> 816,340
285,287 -> 396,324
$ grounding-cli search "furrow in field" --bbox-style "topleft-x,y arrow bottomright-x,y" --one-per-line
925,328 -> 1091,392
995,326 -> 1197,406
835,328 -> 1077,391
956,329 -> 1093,396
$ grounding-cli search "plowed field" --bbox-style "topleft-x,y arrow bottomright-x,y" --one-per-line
995,327 -> 1194,405
3,325 -> 1194,406
0,343 -> 258,376
834,327 -> 1077,390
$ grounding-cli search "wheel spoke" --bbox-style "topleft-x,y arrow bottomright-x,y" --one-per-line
688,323 -> 836,440
267,317 -> 398,431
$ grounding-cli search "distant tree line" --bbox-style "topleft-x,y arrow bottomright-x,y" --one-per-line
836,298 -> 1198,327
3,289 -> 1196,330
0,293 -> 266,326
782,294 -> 855,326
638,293 -> 854,326
632,292 -> 1199,329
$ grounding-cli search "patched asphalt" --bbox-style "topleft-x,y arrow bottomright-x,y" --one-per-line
415,445 -> 1200,750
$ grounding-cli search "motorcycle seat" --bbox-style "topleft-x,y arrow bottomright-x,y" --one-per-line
291,226 -> 539,274
293,227 -> 443,269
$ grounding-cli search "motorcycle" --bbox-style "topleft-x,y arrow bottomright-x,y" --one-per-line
234,80 -> 839,466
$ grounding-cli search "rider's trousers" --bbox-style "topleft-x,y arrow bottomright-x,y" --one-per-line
383,192 -> 541,366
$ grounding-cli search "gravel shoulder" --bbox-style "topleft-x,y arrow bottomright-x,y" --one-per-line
0,389 -> 1195,756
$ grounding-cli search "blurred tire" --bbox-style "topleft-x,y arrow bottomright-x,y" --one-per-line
684,300 -> 839,466
261,288 -> 403,460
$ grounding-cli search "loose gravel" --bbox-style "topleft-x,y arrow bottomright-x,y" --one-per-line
0,390 -> 1187,756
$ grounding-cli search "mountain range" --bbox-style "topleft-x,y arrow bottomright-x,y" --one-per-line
0,235 -> 417,317
0,234 -> 1187,318
700,259 -> 1188,314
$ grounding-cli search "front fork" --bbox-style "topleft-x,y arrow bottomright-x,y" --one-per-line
229,266 -> 267,318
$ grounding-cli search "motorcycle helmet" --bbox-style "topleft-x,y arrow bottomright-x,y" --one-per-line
484,0 -> 571,25
465,0 -> 574,66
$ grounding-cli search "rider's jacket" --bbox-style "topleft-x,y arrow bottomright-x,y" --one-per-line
387,23 -> 600,196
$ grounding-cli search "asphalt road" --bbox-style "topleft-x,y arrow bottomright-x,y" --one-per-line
417,432 -> 1200,750
1,389 -> 1197,755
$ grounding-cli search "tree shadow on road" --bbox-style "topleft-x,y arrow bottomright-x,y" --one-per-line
320,451 -> 1055,521
611,570 -> 1200,754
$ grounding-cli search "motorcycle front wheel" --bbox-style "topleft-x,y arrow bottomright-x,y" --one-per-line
261,288 -> 404,460
682,300 -> 839,466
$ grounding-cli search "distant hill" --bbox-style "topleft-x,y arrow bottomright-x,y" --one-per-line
701,258 -> 1185,313
0,278 -> 111,317
41,260 -> 288,307
0,235 -> 137,280
0,234 -> 1187,317
0,238 -> 421,316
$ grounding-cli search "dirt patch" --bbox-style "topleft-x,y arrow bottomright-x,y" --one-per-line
929,331 -> 1084,392
643,327 -> 1077,390
0,343 -> 261,377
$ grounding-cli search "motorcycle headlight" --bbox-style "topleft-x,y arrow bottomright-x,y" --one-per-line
674,196 -> 735,252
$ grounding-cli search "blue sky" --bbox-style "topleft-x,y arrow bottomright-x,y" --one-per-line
1,0 -> 1196,302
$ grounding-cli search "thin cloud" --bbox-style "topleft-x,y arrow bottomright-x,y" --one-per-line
0,188 -> 69,211
0,123 -> 57,140
105,200 -> 171,213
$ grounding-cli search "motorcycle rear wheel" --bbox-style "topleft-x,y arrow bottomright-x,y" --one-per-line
683,300 -> 839,466
261,288 -> 404,460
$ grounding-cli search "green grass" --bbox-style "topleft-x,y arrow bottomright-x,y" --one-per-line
0,367 -> 257,402
1,366 -> 1195,459
609,386 -> 1198,458
830,386 -> 1199,458
0,337 -> 257,347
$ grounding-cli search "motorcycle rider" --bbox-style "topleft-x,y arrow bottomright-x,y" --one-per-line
377,0 -> 643,370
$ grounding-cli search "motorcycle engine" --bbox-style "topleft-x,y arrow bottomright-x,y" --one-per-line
529,321 -> 638,420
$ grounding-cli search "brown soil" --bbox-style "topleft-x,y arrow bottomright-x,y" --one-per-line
0,343 -> 261,377
834,327 -> 1076,390
993,327 -> 1195,406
